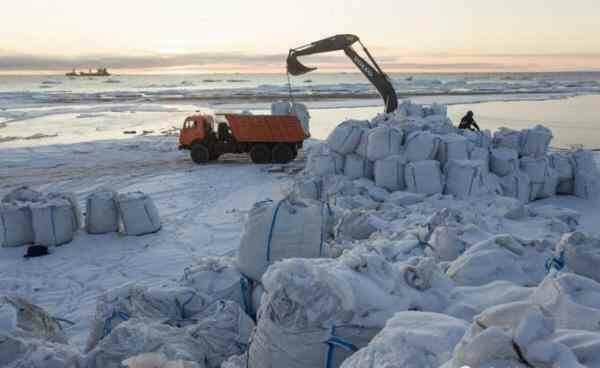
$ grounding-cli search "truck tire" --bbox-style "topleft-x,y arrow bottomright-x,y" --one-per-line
272,143 -> 295,164
191,143 -> 210,164
250,144 -> 272,164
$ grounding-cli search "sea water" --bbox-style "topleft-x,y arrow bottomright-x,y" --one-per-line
1,72 -> 599,148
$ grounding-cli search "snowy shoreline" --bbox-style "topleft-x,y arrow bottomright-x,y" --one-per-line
2,100 -> 600,367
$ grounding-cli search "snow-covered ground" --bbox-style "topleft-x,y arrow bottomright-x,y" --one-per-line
0,132 -> 295,348
1,101 -> 599,358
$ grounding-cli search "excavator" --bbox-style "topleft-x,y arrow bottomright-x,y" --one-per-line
179,34 -> 398,165
287,34 -> 398,113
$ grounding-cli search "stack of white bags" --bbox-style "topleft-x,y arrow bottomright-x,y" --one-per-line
0,187 -> 81,247
305,100 -> 599,203
0,186 -> 161,249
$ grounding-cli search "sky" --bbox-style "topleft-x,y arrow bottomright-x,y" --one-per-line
1,0 -> 600,74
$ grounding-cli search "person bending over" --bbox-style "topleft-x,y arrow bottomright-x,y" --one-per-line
459,111 -> 480,131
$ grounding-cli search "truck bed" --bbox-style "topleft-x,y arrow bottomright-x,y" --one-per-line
224,114 -> 307,143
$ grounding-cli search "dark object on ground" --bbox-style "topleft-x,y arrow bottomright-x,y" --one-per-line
24,245 -> 50,258
123,131 -> 137,135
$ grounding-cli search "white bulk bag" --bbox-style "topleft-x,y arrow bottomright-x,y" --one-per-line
365,126 -> 403,161
436,134 -> 469,164
520,125 -> 553,157
326,120 -> 365,154
549,152 -> 575,194
1,186 -> 44,204
306,145 -> 345,176
0,204 -> 34,247
85,285 -> 208,352
85,320 -> 209,368
499,171 -> 531,203
446,235 -> 547,287
520,156 -> 558,200
340,312 -> 468,368
484,172 -> 503,196
573,149 -> 600,199
270,101 -> 291,116
405,131 -> 440,162
31,199 -> 75,247
330,194 -> 379,211
405,160 -> 444,195
426,226 -> 466,262
354,128 -> 369,157
460,129 -> 492,150
573,149 -> 599,173
399,100 -> 425,118
469,146 -> 490,173
116,192 -> 161,236
530,273 -> 600,331
554,232 -> 600,283
431,102 -> 448,116
335,210 -> 380,240
344,154 -> 374,180
374,155 -> 407,191
444,160 -> 488,199
86,190 -> 119,234
574,171 -> 599,200
184,301 -> 255,368
291,103 -> 310,136
47,192 -> 82,231
490,148 -> 519,177
179,257 -> 251,314
493,127 -> 522,151
292,177 -> 322,201
237,198 -> 330,282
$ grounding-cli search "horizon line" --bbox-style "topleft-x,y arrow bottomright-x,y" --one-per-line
2,69 -> 600,76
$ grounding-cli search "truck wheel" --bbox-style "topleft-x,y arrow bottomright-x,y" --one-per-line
250,144 -> 272,164
272,143 -> 295,164
190,143 -> 210,164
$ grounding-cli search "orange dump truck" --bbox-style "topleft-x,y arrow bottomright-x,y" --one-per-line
179,113 -> 308,164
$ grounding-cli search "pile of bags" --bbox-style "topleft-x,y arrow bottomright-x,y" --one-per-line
1,187 -> 81,248
304,102 -> 599,204
0,186 -> 162,249
84,279 -> 255,368
87,189 -> 161,236
246,251 -> 453,368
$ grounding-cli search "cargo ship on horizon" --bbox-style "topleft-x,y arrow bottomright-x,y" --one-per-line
66,68 -> 110,77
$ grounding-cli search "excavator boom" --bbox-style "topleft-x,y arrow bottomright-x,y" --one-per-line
287,34 -> 398,113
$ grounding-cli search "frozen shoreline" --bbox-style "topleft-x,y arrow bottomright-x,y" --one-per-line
2,98 -> 600,358
0,134 -> 295,349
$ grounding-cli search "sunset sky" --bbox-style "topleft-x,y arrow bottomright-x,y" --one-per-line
1,0 -> 599,74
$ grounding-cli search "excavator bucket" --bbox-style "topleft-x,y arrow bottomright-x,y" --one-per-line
287,55 -> 317,76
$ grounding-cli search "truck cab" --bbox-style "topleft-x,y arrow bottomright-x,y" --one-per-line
179,115 -> 216,149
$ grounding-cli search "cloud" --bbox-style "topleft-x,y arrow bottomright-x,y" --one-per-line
0,51 -> 354,71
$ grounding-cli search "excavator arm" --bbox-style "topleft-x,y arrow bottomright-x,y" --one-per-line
287,34 -> 398,113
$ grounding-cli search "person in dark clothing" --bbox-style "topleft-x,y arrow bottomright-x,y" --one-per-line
459,111 -> 480,131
